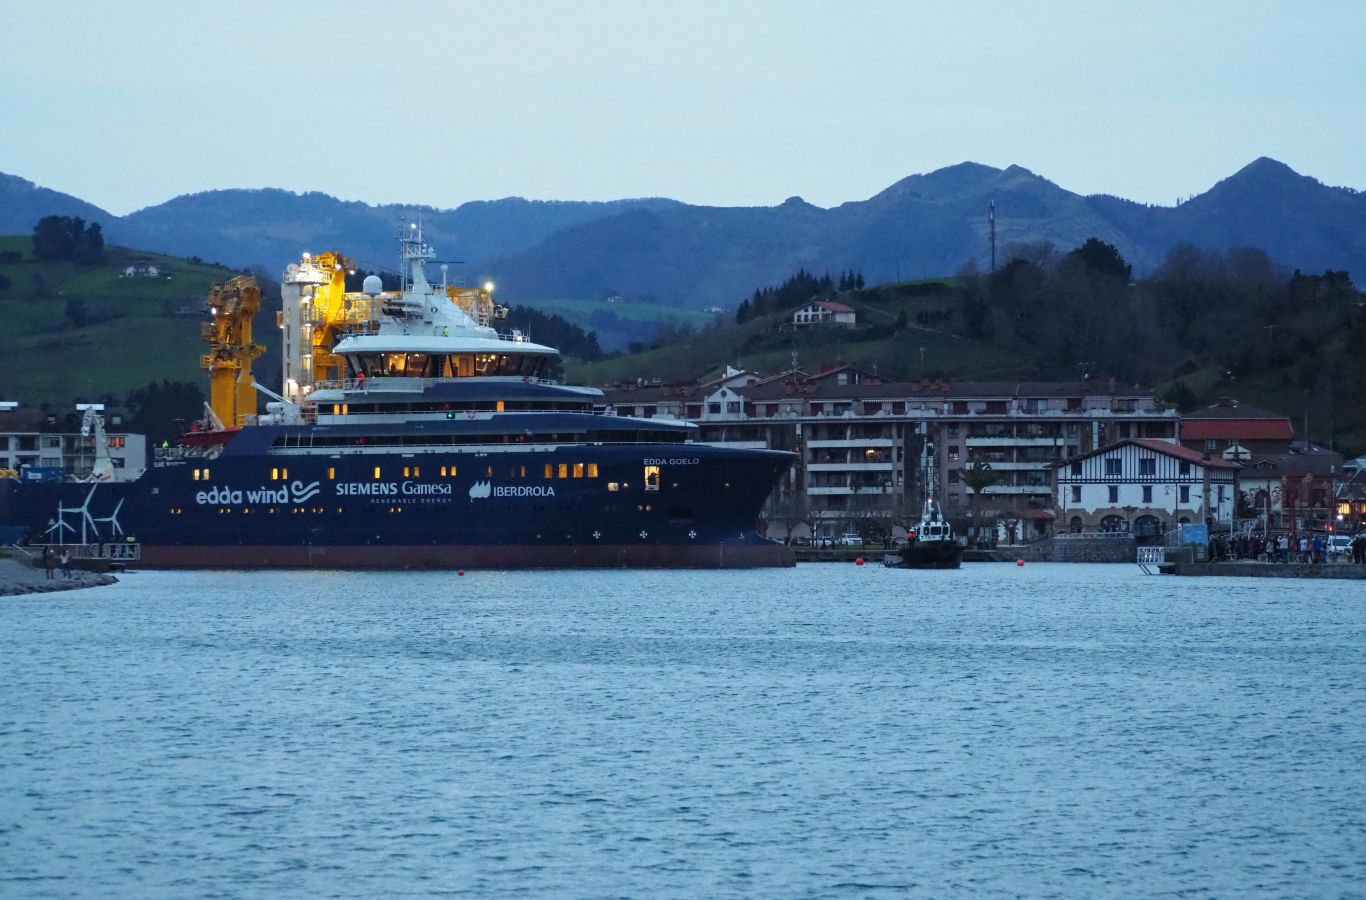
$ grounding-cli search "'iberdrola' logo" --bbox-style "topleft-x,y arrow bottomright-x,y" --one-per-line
468,480 -> 492,500
290,480 -> 322,503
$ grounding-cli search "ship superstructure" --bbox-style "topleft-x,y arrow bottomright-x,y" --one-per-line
1,228 -> 795,568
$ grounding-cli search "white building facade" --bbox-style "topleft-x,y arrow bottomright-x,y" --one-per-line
1054,438 -> 1239,538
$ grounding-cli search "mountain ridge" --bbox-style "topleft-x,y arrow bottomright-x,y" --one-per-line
1,159 -> 1361,308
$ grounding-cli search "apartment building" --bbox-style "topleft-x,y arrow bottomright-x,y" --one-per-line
601,368 -> 1178,541
0,404 -> 146,482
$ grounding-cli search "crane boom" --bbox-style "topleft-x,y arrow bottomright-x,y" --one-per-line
200,275 -> 265,429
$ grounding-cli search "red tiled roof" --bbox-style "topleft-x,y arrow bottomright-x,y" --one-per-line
815,301 -> 854,313
1181,420 -> 1294,440
1060,438 -> 1241,469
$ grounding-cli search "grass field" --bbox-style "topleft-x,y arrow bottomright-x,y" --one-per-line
0,237 -> 270,403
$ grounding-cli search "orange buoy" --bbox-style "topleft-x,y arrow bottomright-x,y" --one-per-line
855,557 -> 864,566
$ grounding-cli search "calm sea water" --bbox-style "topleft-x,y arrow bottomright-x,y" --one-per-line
1,563 -> 1364,898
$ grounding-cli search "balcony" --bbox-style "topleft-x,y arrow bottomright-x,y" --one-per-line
965,435 -> 1063,447
807,485 -> 897,496
807,462 -> 896,472
960,460 -> 1053,471
806,438 -> 896,449
702,440 -> 769,450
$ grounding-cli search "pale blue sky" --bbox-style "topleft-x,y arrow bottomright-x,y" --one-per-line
3,1 -> 1361,215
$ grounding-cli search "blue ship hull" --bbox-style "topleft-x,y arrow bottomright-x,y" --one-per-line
0,436 -> 795,568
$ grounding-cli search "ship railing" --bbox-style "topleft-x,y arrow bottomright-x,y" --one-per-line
24,542 -> 141,561
312,375 -> 562,392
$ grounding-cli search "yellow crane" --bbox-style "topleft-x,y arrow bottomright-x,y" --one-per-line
200,275 -> 265,428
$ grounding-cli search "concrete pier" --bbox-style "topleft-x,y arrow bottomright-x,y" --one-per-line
1163,561 -> 1366,579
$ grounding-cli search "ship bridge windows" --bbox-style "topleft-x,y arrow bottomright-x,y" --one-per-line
346,352 -> 552,380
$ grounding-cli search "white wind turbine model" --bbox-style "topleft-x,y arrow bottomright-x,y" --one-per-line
92,498 -> 124,539
44,511 -> 75,543
72,486 -> 100,545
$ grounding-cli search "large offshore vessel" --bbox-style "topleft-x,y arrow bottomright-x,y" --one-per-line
0,229 -> 795,567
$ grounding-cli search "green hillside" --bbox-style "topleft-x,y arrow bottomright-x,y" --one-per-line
568,280 -> 1033,385
0,236 -> 278,403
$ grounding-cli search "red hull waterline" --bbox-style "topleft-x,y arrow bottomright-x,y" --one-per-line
139,543 -> 796,569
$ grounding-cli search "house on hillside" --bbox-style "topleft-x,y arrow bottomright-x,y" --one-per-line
1054,438 -> 1239,538
122,262 -> 160,278
792,300 -> 856,328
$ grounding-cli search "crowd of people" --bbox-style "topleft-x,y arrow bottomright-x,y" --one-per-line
1207,532 -> 1366,564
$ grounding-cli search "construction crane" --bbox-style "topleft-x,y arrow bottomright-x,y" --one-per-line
200,275 -> 265,429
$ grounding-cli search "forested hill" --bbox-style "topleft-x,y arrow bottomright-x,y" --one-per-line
2,158 -> 1363,311
569,240 -> 1366,454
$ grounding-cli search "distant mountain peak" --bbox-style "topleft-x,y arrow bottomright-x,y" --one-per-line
1237,156 -> 1297,177
871,161 -> 1006,204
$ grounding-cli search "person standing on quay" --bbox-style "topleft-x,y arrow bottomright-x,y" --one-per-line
41,545 -> 54,579
58,548 -> 72,579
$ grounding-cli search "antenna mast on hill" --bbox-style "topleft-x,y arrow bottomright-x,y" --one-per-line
988,200 -> 997,274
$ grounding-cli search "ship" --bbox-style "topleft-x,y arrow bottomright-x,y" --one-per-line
0,228 -> 795,568
883,423 -> 962,569
882,499 -> 963,569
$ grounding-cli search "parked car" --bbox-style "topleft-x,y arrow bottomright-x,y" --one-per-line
792,537 -> 812,547
1328,534 -> 1353,558
838,533 -> 863,546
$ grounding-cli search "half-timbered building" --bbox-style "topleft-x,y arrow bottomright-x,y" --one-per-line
1054,438 -> 1239,538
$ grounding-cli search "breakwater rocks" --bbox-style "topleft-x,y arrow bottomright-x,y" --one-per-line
0,558 -> 119,596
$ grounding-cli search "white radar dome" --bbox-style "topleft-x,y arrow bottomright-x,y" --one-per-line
362,274 -> 383,296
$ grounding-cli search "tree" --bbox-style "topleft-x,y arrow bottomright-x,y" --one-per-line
31,215 -> 106,264
735,298 -> 751,324
1065,237 -> 1131,281
125,380 -> 207,447
961,460 -> 1002,544
65,297 -> 90,328
1162,380 -> 1199,412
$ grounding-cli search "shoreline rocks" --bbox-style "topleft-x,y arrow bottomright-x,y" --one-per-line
0,557 -> 119,596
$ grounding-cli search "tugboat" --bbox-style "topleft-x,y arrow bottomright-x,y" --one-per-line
882,499 -> 963,569
0,226 -> 796,568
883,422 -> 962,569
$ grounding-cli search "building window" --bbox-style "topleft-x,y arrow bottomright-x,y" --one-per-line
707,403 -> 721,415
948,469 -> 960,484
1179,485 -> 1190,503
1105,458 -> 1122,477
948,446 -> 959,461
1139,458 -> 1155,477
1142,486 -> 1153,503
1108,485 -> 1119,503
1070,485 -> 1081,503
1179,461 -> 1190,476
1070,461 -> 1082,476
1204,439 -> 1218,450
